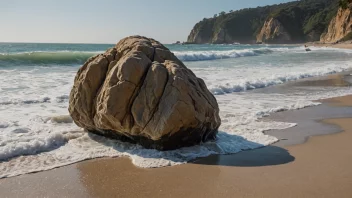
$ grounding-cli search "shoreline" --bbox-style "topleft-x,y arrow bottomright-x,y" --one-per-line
263,73 -> 352,147
1,93 -> 352,197
1,69 -> 352,197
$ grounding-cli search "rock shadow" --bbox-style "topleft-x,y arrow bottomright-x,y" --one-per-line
191,145 -> 295,167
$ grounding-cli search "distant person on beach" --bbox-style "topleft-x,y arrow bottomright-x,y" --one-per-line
304,45 -> 311,51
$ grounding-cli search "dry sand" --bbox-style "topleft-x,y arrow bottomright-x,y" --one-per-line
308,42 -> 352,50
1,99 -> 352,197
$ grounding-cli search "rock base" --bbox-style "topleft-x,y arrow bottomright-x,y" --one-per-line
89,126 -> 217,151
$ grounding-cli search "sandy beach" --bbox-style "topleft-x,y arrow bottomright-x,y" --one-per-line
308,42 -> 352,50
1,75 -> 352,198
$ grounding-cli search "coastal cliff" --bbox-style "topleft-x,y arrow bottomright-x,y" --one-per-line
187,18 -> 215,44
256,18 -> 291,44
187,0 -> 339,44
320,3 -> 352,43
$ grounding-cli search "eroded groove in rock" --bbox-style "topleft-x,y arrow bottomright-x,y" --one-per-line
69,35 -> 221,150
139,62 -> 179,138
137,64 -> 169,135
124,61 -> 152,131
91,50 -> 119,120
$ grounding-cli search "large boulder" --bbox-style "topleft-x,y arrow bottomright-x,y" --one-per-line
69,36 -> 221,150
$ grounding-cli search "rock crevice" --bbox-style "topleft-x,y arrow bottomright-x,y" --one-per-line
69,36 -> 221,150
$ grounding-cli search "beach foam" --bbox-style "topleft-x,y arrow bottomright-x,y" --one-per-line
0,131 -> 84,161
208,64 -> 352,95
0,97 -> 51,105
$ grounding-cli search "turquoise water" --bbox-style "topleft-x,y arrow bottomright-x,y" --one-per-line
0,42 -> 287,53
0,43 -> 113,54
0,42 -> 297,66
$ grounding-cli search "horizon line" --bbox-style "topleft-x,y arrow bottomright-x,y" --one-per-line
0,41 -> 175,45
0,41 -> 116,45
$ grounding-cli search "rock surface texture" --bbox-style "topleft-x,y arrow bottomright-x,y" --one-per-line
256,18 -> 291,44
320,5 -> 352,43
69,36 -> 221,150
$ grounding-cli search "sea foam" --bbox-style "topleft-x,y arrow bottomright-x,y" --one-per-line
208,65 -> 352,95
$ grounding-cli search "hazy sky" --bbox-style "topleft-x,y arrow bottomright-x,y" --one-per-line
1,0 -> 293,44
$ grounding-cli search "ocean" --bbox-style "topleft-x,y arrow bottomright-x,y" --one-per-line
1,43 -> 352,178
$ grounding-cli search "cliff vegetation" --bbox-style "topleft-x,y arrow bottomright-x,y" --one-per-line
187,0 -> 340,44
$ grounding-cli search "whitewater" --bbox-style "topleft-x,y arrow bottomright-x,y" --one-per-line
1,43 -> 352,178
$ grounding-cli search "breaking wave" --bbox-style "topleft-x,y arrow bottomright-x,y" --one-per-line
0,131 -> 84,161
174,48 -> 275,61
1,46 -> 350,66
209,66 -> 351,95
0,48 -> 277,66
0,51 -> 98,66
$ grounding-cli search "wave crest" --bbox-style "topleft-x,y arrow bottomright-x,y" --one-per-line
0,131 -> 84,161
210,67 -> 349,95
0,48 -> 281,66
174,48 -> 274,61
0,51 -> 97,66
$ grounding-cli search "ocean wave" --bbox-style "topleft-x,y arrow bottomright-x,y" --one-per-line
0,48 -> 274,66
173,48 -> 274,61
0,97 -> 51,105
0,51 -> 98,66
0,46 -> 350,67
210,67 -> 350,95
0,131 -> 84,161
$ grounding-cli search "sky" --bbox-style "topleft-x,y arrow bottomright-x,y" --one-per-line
0,0 -> 294,44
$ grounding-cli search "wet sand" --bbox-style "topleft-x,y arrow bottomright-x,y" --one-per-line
266,97 -> 352,147
1,83 -> 352,197
322,95 -> 352,106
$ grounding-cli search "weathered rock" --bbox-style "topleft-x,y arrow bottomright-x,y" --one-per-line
187,27 -> 212,44
69,36 -> 221,150
256,18 -> 291,44
320,5 -> 352,43
212,28 -> 234,44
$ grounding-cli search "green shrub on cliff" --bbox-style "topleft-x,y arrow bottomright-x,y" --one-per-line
188,0 -> 340,44
339,0 -> 352,9
273,0 -> 339,41
341,32 -> 352,41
